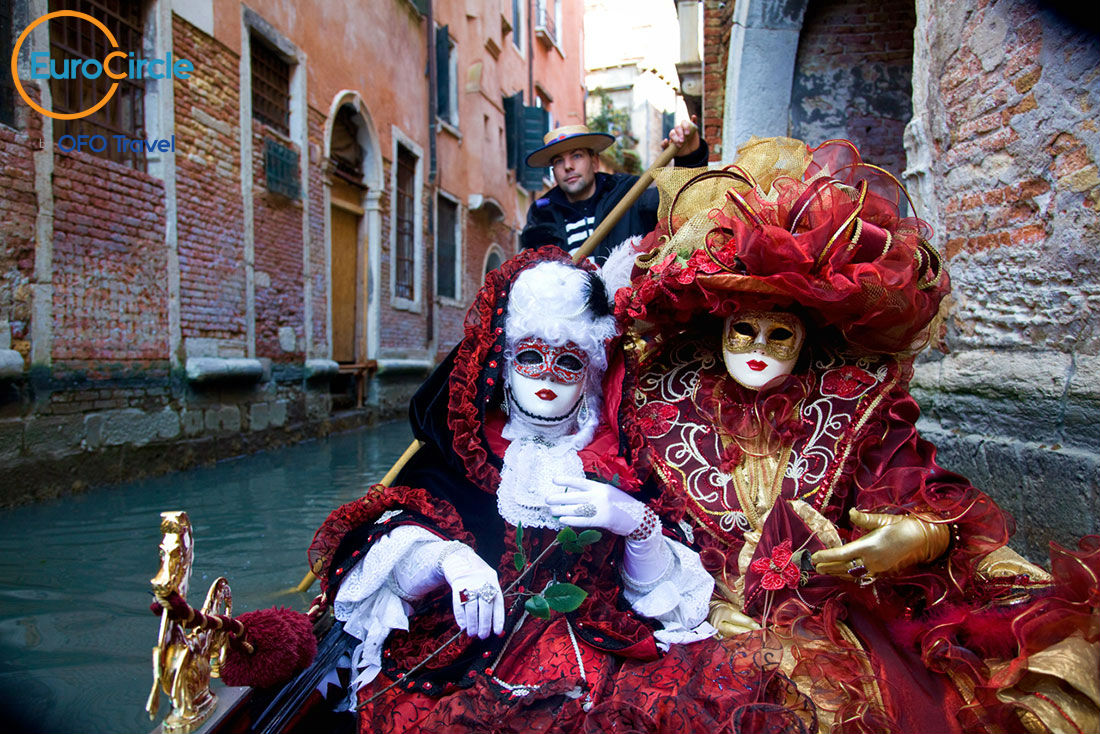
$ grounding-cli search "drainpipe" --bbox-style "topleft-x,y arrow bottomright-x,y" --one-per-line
528,0 -> 534,102
426,0 -> 437,350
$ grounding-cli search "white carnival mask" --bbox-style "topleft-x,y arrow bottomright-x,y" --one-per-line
506,337 -> 589,423
722,310 -> 805,389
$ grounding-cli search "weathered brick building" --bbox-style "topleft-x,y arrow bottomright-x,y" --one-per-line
681,0 -> 1099,557
0,0 -> 585,503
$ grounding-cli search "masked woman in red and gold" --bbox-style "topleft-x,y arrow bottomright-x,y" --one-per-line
619,138 -> 1099,734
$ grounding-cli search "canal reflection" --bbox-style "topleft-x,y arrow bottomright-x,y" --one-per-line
0,420 -> 414,734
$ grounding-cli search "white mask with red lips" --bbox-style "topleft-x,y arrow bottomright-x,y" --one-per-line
506,337 -> 589,424
722,310 -> 806,390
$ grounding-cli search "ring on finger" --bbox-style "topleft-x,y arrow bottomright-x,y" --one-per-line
575,503 -> 598,518
472,582 -> 498,602
847,559 -> 868,577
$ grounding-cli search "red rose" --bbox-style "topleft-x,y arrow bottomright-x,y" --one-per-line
749,539 -> 801,591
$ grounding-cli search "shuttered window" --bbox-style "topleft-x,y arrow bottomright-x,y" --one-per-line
436,196 -> 458,300
394,145 -> 417,301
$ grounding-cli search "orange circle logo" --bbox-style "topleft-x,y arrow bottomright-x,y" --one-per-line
9,10 -> 121,121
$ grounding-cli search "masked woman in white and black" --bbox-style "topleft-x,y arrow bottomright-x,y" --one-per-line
306,248 -> 762,734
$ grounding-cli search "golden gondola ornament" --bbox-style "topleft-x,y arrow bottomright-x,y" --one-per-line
146,511 -> 231,734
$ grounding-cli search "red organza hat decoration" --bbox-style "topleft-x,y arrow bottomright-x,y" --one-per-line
627,139 -> 950,355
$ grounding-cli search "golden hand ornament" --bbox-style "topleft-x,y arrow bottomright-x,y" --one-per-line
811,508 -> 950,582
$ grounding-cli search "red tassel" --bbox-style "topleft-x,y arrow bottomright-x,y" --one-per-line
220,607 -> 317,688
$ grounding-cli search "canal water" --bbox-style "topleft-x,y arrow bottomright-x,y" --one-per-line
0,420 -> 414,734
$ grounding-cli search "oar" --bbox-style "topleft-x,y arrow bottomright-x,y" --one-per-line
292,127 -> 694,594
290,438 -> 424,593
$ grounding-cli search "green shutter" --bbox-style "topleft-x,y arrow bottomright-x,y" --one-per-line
519,105 -> 549,191
410,0 -> 429,15
435,25 -> 450,120
503,92 -> 523,169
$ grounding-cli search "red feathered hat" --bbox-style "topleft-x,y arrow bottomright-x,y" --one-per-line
626,139 -> 948,354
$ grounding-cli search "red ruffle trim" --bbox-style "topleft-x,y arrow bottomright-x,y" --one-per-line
307,483 -> 475,597
447,246 -> 582,489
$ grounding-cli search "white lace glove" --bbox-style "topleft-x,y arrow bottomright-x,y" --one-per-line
546,476 -> 647,536
438,545 -> 505,639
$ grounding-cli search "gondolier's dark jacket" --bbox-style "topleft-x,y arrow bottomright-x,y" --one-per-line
519,140 -> 709,264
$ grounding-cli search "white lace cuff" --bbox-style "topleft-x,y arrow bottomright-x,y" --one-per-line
333,525 -> 456,697
621,537 -> 715,650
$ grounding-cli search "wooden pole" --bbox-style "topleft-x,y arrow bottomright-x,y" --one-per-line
292,438 -> 424,592
569,139 -> 682,263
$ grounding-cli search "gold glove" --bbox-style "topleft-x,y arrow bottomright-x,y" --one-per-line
709,599 -> 761,638
811,509 -> 950,583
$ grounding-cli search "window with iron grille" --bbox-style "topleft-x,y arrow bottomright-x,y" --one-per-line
264,137 -> 299,199
436,195 -> 458,300
48,0 -> 147,169
251,34 -> 290,135
394,144 -> 417,301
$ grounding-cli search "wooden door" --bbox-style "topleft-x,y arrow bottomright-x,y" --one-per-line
331,204 -> 360,363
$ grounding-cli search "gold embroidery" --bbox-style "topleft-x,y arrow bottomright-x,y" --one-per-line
730,446 -> 793,532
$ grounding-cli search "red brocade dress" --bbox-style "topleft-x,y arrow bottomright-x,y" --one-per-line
306,411 -> 796,734
624,337 -> 1100,734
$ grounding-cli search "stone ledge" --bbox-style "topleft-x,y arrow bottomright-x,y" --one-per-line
913,349 -> 1099,401
185,357 -> 265,384
0,350 -> 24,378
375,358 -> 435,376
304,359 -> 339,379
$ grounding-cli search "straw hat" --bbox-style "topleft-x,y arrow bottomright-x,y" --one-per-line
525,125 -> 615,168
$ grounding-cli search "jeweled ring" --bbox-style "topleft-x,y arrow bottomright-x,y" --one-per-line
858,574 -> 876,587
472,582 -> 498,601
576,503 -> 598,518
847,559 -> 868,577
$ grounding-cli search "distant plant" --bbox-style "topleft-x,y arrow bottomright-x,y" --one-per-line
588,88 -> 640,174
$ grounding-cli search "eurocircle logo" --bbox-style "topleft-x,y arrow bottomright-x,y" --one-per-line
10,10 -> 193,121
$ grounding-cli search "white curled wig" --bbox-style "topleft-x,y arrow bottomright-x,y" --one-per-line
503,260 -> 619,448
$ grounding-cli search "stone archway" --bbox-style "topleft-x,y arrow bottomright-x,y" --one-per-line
720,0 -> 810,161
789,0 -> 915,177
720,0 -> 915,180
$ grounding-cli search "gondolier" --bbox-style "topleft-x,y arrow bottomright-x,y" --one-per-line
519,118 -> 708,264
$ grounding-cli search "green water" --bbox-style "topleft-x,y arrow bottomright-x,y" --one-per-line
0,421 -> 414,734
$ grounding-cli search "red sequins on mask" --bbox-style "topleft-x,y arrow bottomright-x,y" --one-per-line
511,338 -> 588,384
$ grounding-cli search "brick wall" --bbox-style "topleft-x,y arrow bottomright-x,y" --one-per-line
907,0 -> 1100,556
174,16 -> 246,350
252,122 -> 305,360
789,0 -> 914,175
0,104 -> 40,363
50,151 -> 167,366
923,2 -> 1099,354
702,0 -> 734,162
